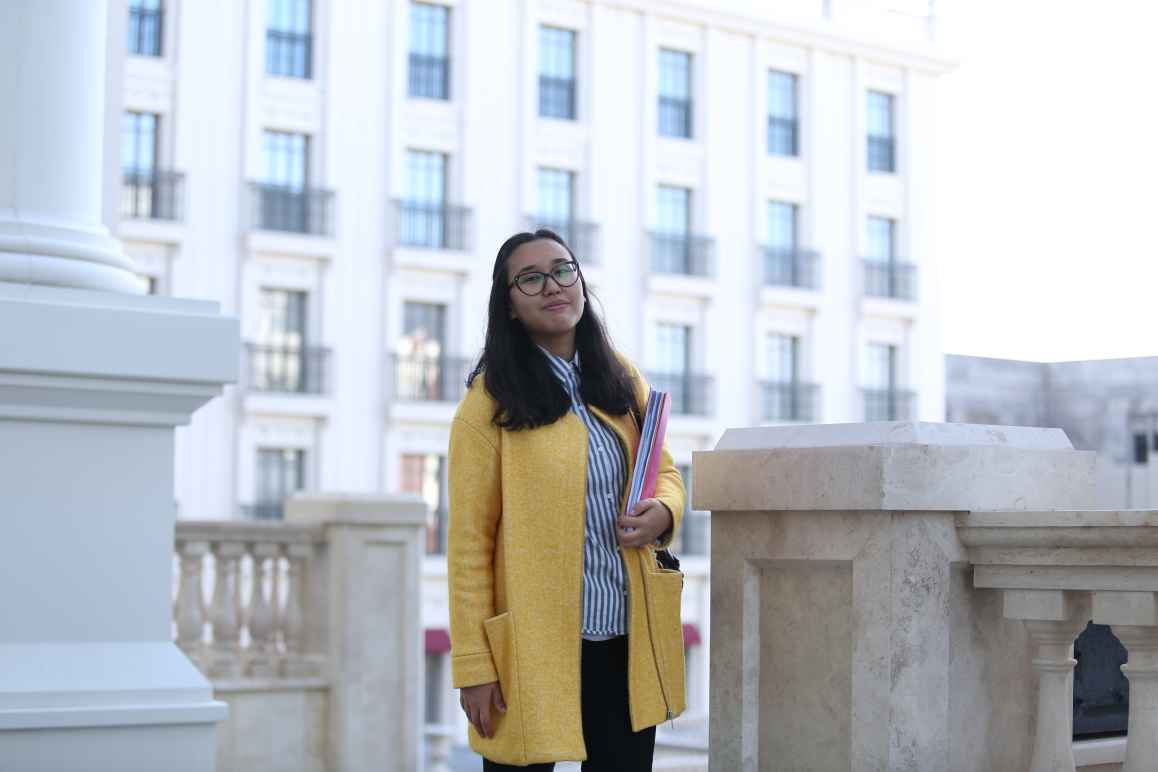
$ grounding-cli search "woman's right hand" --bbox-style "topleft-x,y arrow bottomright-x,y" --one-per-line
459,681 -> 506,738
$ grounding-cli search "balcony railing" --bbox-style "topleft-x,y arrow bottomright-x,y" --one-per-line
863,259 -> 917,300
393,354 -> 473,403
539,76 -> 576,120
392,200 -> 471,251
862,388 -> 916,421
525,217 -> 599,265
649,232 -> 715,277
646,371 -> 713,417
763,247 -> 820,289
767,116 -> 799,156
240,502 -> 287,521
246,343 -> 331,394
760,381 -> 819,422
659,96 -> 692,138
249,182 -> 334,236
128,6 -> 163,56
867,135 -> 896,173
409,53 -> 449,99
265,30 -> 312,79
122,169 -> 184,221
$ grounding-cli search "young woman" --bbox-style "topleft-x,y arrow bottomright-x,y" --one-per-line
447,230 -> 687,770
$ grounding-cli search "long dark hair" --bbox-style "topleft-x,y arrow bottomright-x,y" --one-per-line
466,229 -> 638,430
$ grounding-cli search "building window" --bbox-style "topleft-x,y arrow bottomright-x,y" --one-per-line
864,342 -> 896,391
658,49 -> 692,139
263,130 -> 309,190
401,453 -> 449,554
767,70 -> 798,156
863,342 -> 912,421
399,150 -> 451,248
128,0 -> 163,57
122,112 -> 158,180
866,216 -> 895,262
396,302 -> 457,401
652,185 -> 692,274
767,333 -> 800,383
867,90 -> 896,173
656,323 -> 691,376
266,0 -> 312,79
767,201 -> 798,252
1135,433 -> 1150,465
675,463 -> 708,556
425,654 -> 445,723
539,26 -> 576,120
409,2 -> 450,100
250,288 -> 320,392
762,333 -> 815,422
251,448 -> 307,520
254,130 -> 327,233
536,167 -> 575,224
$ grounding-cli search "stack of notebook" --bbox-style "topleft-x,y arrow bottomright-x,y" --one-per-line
626,388 -> 671,517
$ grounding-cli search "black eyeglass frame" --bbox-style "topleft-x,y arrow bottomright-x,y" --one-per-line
507,259 -> 582,296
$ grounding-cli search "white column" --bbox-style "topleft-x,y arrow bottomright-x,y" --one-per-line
0,4 -> 236,770
0,0 -> 142,292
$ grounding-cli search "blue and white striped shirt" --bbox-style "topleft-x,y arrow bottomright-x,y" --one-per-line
539,345 -> 629,639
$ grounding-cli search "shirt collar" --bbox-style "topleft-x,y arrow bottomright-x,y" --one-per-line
536,344 -> 581,379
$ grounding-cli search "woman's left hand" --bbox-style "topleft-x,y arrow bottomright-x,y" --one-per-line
616,498 -> 673,549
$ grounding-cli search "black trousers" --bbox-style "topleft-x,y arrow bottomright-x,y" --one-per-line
482,636 -> 656,772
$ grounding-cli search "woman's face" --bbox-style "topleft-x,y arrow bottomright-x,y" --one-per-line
506,239 -> 585,339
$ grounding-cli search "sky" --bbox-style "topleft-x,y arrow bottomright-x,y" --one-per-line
934,0 -> 1158,362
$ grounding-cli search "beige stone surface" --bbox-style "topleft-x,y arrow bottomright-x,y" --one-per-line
704,423 -> 1096,771
213,685 -> 328,772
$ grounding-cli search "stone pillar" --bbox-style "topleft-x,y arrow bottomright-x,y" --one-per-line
695,422 -> 1096,772
287,493 -> 426,772
0,3 -> 237,770
0,0 -> 143,292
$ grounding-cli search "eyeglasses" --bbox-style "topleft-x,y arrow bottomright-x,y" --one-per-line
508,260 -> 580,296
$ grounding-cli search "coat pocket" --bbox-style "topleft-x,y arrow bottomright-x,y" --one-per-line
644,569 -> 687,718
471,611 -> 526,764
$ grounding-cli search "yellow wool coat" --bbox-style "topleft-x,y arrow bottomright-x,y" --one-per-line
447,358 -> 687,765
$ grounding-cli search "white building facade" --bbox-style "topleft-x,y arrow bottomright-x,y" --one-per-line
104,0 -> 951,759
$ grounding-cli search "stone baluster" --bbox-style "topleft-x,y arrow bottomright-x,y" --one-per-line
245,542 -> 279,678
208,541 -> 246,679
1093,590 -> 1158,772
281,542 -> 314,677
1004,590 -> 1090,772
1116,626 -> 1158,772
174,540 -> 209,669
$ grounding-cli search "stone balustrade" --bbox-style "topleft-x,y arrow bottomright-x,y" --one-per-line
171,494 -> 426,772
695,422 -> 1110,772
174,520 -> 326,681
958,510 -> 1158,772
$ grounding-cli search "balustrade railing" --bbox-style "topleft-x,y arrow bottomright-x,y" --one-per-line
173,520 -> 325,680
